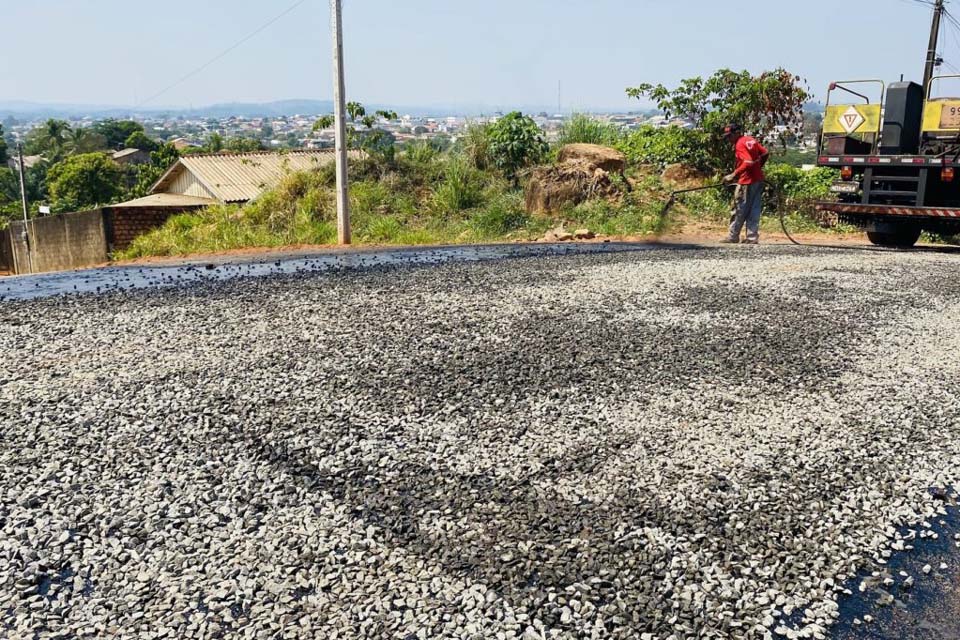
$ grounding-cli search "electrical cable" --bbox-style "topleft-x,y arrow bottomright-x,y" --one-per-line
136,0 -> 309,108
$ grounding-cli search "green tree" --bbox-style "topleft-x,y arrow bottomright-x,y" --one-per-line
313,115 -> 334,131
127,143 -> 180,199
47,153 -> 124,212
124,130 -> 160,152
225,137 -> 265,152
66,128 -> 108,155
487,112 -> 548,183
93,119 -> 144,149
346,102 -> 366,122
626,68 -> 809,172
313,104 -> 399,162
261,119 -> 274,139
361,110 -> 398,129
284,132 -> 301,149
0,125 -> 7,164
0,166 -> 28,227
24,119 -> 73,160
0,163 -> 50,226
0,168 -> 17,205
205,133 -> 224,152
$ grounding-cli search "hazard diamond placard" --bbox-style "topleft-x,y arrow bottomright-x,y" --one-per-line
839,106 -> 866,134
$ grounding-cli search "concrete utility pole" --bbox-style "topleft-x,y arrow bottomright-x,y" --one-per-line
16,144 -> 33,274
330,0 -> 351,245
924,0 -> 946,92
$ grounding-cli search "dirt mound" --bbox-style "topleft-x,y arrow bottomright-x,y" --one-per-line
662,163 -> 711,188
557,144 -> 627,175
525,160 -> 621,215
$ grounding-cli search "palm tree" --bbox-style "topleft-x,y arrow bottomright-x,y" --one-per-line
26,119 -> 73,161
65,128 -> 107,155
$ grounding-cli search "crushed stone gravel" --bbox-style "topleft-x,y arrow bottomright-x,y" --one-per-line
1,245 -> 959,639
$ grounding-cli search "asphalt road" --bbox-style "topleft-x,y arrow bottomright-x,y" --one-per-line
1,244 -> 959,639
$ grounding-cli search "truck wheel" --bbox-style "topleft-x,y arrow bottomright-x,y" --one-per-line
867,226 -> 922,248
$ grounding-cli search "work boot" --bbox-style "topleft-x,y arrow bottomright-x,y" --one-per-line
743,239 -> 759,245
720,238 -> 740,244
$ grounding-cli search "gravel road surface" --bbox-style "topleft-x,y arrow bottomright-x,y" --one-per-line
1,245 -> 959,639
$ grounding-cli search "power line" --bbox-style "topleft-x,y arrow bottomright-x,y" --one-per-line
136,0 -> 309,108
938,6 -> 960,74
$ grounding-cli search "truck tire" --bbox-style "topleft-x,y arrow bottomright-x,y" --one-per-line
867,225 -> 922,248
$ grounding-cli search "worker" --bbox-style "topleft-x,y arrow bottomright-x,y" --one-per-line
721,124 -> 769,244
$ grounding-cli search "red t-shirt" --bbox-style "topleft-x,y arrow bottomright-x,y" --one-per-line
733,136 -> 768,185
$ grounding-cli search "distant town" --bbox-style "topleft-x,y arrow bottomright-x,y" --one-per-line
1,109 -> 701,153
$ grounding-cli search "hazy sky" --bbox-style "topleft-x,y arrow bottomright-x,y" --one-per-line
1,0 -> 954,110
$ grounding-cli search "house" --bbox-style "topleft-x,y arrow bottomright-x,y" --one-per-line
112,148 -> 151,166
170,137 -> 199,152
108,149 -> 358,243
148,149 -> 353,204
6,155 -> 44,171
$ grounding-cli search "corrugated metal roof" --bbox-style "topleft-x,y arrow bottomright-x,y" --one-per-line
7,155 -> 44,171
112,148 -> 144,159
152,150 -> 357,203
112,194 -> 218,208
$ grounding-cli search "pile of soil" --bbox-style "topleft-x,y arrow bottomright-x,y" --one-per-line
557,144 -> 627,175
662,163 -> 712,189
525,159 -> 622,215
525,144 -> 628,215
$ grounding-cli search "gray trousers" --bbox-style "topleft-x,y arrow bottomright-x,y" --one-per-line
728,182 -> 764,242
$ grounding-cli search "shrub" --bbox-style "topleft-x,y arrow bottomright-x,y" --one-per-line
487,112 -> 548,182
461,122 -> 494,171
403,140 -> 439,165
765,164 -> 834,203
764,163 -> 837,224
617,126 -> 711,170
431,158 -> 485,215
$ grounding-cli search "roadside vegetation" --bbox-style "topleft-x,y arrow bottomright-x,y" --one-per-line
5,68 -> 844,256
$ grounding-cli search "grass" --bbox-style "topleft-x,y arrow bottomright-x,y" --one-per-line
557,113 -> 622,148
430,158 -> 485,215
566,194 -> 675,237
119,150 -> 534,259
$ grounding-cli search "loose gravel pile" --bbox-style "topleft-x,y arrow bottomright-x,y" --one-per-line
2,246 -> 960,640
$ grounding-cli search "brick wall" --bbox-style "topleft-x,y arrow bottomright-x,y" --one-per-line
105,205 -> 207,251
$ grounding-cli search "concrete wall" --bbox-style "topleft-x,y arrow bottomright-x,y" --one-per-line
0,229 -> 13,274
0,204 -> 208,274
8,210 -> 109,274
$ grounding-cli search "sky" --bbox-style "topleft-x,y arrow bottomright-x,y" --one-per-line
0,0 -> 955,111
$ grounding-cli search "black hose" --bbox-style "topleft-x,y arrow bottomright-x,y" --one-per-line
779,208 -> 803,246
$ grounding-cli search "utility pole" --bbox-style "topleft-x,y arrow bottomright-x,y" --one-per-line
330,0 -> 351,245
16,144 -> 33,274
924,0 -> 946,92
